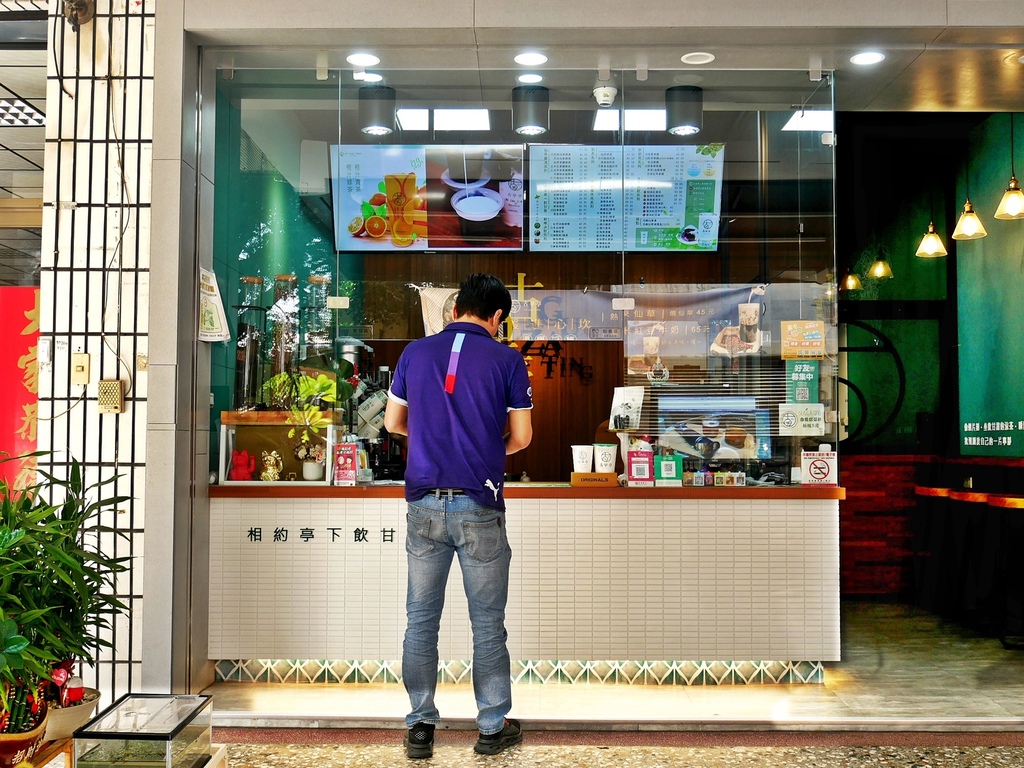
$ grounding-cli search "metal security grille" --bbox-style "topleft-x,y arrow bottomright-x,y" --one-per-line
38,0 -> 153,704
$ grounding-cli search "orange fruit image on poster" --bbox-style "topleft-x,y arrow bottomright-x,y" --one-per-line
385,172 -> 428,247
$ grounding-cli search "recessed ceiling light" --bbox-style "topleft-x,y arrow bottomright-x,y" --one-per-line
361,72 -> 383,83
518,73 -> 543,84
680,51 -> 715,65
1019,53 -> 1024,65
850,51 -> 885,66
434,109 -> 490,131
346,53 -> 380,67
396,109 -> 429,131
514,52 -> 547,66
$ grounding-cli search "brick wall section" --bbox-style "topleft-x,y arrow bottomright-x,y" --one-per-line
839,455 -> 922,597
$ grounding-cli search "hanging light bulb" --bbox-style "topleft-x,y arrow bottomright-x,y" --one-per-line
994,113 -> 1024,220
915,221 -> 948,257
840,272 -> 863,291
868,256 -> 894,279
994,176 -> 1024,219
952,198 -> 988,240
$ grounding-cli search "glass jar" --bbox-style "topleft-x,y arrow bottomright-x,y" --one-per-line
268,274 -> 299,378
303,274 -> 332,362
233,276 -> 265,410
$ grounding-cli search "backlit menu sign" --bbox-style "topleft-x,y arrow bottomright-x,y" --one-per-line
529,144 -> 725,252
330,144 -> 524,252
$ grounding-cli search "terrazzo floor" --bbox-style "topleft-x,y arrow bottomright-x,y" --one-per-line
205,603 -> 1024,767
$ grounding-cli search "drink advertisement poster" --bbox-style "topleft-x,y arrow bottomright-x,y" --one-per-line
331,144 -> 523,251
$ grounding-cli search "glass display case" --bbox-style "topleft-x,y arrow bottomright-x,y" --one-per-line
74,694 -> 212,768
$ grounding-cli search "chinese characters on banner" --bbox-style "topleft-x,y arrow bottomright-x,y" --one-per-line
0,287 -> 39,487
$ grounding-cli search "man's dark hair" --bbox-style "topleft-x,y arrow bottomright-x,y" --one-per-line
454,273 -> 511,322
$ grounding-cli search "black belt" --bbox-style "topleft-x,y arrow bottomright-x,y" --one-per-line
428,488 -> 465,499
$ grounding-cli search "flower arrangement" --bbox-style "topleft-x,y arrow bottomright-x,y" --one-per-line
293,436 -> 326,464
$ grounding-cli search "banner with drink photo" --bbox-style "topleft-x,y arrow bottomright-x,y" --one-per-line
330,144 -> 523,251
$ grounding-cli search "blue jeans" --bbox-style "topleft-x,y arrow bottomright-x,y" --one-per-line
402,493 -> 512,735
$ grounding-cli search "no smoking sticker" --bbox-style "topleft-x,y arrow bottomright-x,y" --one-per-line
800,451 -> 837,486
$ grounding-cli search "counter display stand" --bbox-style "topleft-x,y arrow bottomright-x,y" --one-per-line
218,411 -> 337,486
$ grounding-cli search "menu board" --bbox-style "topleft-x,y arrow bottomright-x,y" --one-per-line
330,145 -> 523,252
529,145 -> 624,251
529,144 -> 725,252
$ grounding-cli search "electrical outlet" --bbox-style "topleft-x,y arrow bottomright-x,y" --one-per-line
71,352 -> 90,385
97,379 -> 124,414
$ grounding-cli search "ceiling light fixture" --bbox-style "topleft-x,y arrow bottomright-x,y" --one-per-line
361,72 -> 383,83
512,85 -> 549,136
665,85 -> 703,136
850,51 -> 885,65
396,108 -> 429,131
358,85 -> 396,136
994,113 -> 1024,220
346,53 -> 380,67
514,52 -> 547,66
434,109 -> 490,131
518,73 -> 543,84
915,221 -> 948,257
680,51 -> 715,65
782,110 -> 834,132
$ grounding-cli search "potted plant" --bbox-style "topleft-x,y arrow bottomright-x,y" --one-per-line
0,453 -> 128,756
261,364 -> 355,480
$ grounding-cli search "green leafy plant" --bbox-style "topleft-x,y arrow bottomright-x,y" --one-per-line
0,453 -> 129,734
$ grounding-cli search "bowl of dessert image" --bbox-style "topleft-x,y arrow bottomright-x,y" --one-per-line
451,187 -> 503,221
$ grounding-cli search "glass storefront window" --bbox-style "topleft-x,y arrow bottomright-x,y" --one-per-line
206,62 -> 836,484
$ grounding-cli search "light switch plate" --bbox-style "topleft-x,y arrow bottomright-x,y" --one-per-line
71,352 -> 90,385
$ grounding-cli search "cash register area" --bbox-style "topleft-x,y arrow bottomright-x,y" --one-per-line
188,603 -> 1024,767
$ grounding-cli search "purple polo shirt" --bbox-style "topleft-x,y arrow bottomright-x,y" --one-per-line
389,321 -> 533,510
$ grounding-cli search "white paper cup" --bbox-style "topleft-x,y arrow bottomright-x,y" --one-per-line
571,445 -> 594,473
593,443 -> 617,473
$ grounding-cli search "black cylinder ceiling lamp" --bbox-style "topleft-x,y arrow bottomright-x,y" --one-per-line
665,85 -> 703,136
512,85 -> 549,136
359,85 -> 396,136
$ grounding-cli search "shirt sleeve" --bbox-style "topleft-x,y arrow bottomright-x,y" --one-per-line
389,351 -> 409,405
507,354 -> 533,411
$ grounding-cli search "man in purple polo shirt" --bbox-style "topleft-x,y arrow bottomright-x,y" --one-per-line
384,273 -> 533,759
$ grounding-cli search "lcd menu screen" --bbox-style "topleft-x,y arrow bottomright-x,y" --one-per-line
330,144 -> 524,251
529,144 -> 725,252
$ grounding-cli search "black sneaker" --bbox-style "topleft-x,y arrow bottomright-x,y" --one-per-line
474,718 -> 523,755
404,722 -> 435,759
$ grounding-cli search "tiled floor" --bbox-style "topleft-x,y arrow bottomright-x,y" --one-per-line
206,602 -> 1024,766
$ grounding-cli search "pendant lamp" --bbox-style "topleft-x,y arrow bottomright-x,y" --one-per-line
952,155 -> 988,240
840,271 -> 863,291
994,113 -> 1024,220
358,85 -> 396,136
868,256 -> 894,279
915,221 -> 948,257
512,85 -> 549,136
952,199 -> 988,240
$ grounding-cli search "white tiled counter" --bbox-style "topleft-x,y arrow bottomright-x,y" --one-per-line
209,485 -> 841,684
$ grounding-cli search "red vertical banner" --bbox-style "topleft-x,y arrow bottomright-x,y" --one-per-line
0,287 -> 39,487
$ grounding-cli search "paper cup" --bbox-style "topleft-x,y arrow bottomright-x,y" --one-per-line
571,445 -> 594,473
593,443 -> 617,473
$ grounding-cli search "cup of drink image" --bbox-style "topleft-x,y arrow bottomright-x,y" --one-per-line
451,187 -> 503,238
385,172 -> 426,247
593,443 -> 618,473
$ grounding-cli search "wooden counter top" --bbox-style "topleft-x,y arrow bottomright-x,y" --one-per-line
914,485 -> 951,497
210,483 -> 845,500
947,490 -> 989,504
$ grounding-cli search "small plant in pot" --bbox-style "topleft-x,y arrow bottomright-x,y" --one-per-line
0,453 -> 128,752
